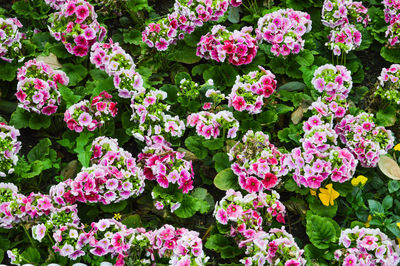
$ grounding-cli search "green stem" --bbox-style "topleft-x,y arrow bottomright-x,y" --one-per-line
22,225 -> 35,247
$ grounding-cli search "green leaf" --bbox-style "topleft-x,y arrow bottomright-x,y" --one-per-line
309,196 -> 338,218
32,32 -> 53,50
295,50 -> 314,66
213,152 -> 231,172
276,104 -> 294,114
58,84 -> 81,107
23,160 -> 44,178
257,110 -> 278,125
202,138 -> 224,150
387,222 -> 400,238
10,108 -> 30,129
160,84 -> 178,105
123,30 -> 142,45
306,214 -> 337,249
214,168 -> 239,191
174,194 -> 201,218
100,201 -> 128,213
0,61 -> 18,81
122,214 -> 142,228
29,114 -> 51,130
388,180 -> 400,193
376,105 -> 396,127
368,199 -> 384,214
205,234 -> 242,258
174,72 -> 191,85
184,136 -> 207,159
381,46 -> 400,63
27,138 -> 51,162
192,64 -> 211,77
278,81 -> 306,92
169,45 -> 201,64
73,133 -> 94,167
61,63 -> 88,86
304,244 -> 329,266
21,247 -> 40,264
382,195 -> 393,211
228,6 -> 240,23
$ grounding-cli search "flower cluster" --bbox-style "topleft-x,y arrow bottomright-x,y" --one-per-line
335,112 -> 394,168
196,25 -> 258,65
130,89 -> 185,141
326,24 -> 362,56
142,0 -> 232,51
0,123 -> 21,177
335,226 -> 400,265
288,118 -> 358,189
383,0 -> 400,46
375,64 -> 400,104
44,0 -> 68,9
64,91 -> 117,132
239,227 -> 306,266
51,163 -> 143,205
138,136 -> 194,202
90,40 -> 135,76
114,70 -> 144,98
214,189 -> 286,240
321,0 -> 369,28
228,131 -> 289,193
16,59 -> 69,115
147,224 -> 209,265
48,0 -> 107,57
312,64 -> 353,97
256,9 -> 312,57
187,110 -> 239,139
0,17 -> 23,62
309,94 -> 349,118
228,66 -> 277,114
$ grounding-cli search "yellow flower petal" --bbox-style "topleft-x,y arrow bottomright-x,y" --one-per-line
113,213 -> 122,220
394,144 -> 400,151
351,175 -> 368,187
318,184 -> 340,206
397,222 -> 400,229
310,189 -> 316,196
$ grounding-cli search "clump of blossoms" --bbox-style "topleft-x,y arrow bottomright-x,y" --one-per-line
90,136 -> 146,196
147,224 -> 209,265
90,40 -> 135,76
0,123 -> 21,177
48,0 -> 107,57
302,115 -> 338,152
196,25 -> 258,66
321,0 -> 369,28
312,64 -> 353,98
130,89 -> 185,141
114,70 -> 144,98
0,183 -> 21,228
214,189 -> 286,240
326,24 -> 362,56
309,94 -> 349,118
228,131 -> 289,193
44,0 -> 67,9
334,226 -> 400,265
16,59 -> 69,115
187,110 -> 239,139
64,91 -> 117,132
256,9 -> 312,57
142,0 -> 231,51
239,227 -> 306,266
228,66 -> 277,114
0,17 -> 23,62
287,134 -> 358,189
335,112 -> 395,168
51,164 -> 143,205
383,0 -> 400,46
52,223 -> 89,260
375,64 -> 400,104
138,135 -> 194,196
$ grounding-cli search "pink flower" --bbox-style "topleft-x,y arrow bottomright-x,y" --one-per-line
72,45 -> 88,57
226,204 -> 243,218
232,96 -> 246,111
261,173 -> 278,189
244,177 -> 261,193
32,224 -> 46,242
78,112 -> 92,126
216,209 -> 228,224
306,175 -> 324,189
155,38 -> 168,51
75,5 -> 90,20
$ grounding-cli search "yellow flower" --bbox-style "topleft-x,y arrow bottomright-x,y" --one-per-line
351,175 -> 368,187
318,183 -> 340,206
113,213 -> 122,220
310,189 -> 317,196
365,215 -> 372,228
394,144 -> 400,151
397,238 -> 400,248
397,222 -> 400,229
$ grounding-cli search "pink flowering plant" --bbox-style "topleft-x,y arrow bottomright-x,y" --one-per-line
334,226 -> 400,265
0,123 -> 21,177
228,66 -> 277,114
256,9 -> 312,57
196,25 -> 258,65
239,227 -> 306,266
375,63 -> 400,104
48,0 -> 106,56
228,130 -> 289,192
326,24 -> 362,56
321,0 -> 369,28
0,17 -> 23,62
335,112 -> 395,168
383,0 -> 400,47
214,189 -> 286,240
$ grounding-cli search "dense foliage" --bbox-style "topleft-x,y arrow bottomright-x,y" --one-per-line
0,0 -> 400,265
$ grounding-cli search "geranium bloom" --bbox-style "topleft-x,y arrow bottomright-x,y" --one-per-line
0,123 -> 21,177
0,17 -> 23,62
